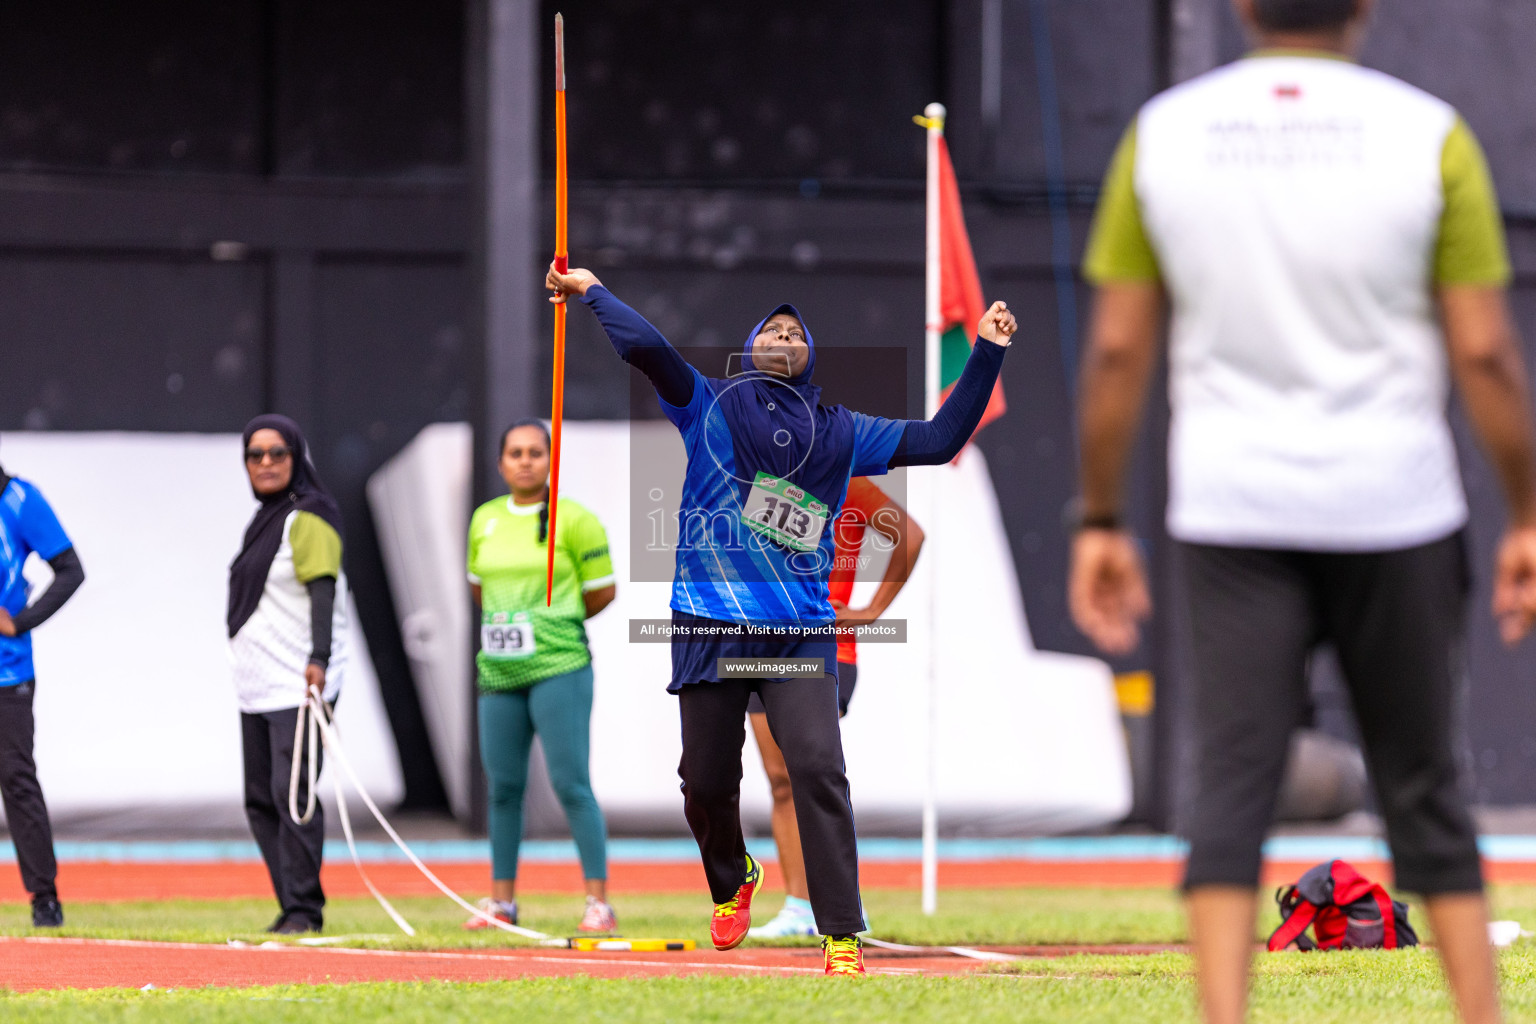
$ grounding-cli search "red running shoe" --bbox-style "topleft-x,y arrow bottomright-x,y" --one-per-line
709,853 -> 764,950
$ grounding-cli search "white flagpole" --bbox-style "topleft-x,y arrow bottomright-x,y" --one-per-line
920,101 -> 945,917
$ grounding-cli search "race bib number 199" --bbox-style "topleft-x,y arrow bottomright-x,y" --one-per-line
742,472 -> 829,553
481,613 -> 535,659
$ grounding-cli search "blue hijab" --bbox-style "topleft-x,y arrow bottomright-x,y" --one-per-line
716,304 -> 856,508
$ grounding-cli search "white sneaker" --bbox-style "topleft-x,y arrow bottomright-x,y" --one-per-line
747,902 -> 818,938
464,897 -> 517,931
578,895 -> 617,933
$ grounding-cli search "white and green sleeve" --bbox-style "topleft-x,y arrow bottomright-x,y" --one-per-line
290,511 -> 342,583
1435,117 -> 1511,287
290,511 -> 342,668
1083,122 -> 1162,284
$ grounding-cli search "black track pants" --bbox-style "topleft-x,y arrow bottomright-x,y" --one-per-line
0,681 -> 58,897
241,706 -> 328,928
678,676 -> 864,935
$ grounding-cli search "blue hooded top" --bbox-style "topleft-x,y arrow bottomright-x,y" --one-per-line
577,282 -> 1008,688
581,288 -> 904,633
683,301 -> 904,627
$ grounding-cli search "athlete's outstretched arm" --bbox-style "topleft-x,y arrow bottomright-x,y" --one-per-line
888,301 -> 1015,467
545,263 -> 695,408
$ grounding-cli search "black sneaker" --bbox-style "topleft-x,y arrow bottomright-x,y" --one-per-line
31,895 -> 63,928
267,914 -> 321,935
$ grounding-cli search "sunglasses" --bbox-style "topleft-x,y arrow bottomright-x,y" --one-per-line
245,446 -> 293,465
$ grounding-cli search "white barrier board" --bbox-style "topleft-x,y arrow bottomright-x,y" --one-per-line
374,421 -> 1131,835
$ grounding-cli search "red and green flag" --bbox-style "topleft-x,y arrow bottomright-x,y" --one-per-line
936,137 -> 1006,440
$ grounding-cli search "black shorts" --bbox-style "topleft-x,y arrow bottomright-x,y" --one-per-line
1179,532 -> 1481,895
747,661 -> 858,717
668,610 -> 837,694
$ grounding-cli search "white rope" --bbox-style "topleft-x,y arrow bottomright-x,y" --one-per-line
294,691 -> 561,944
286,699 -> 320,826
317,698 -> 417,936
861,935 -> 1022,962
287,695 -> 412,932
290,694 -> 1012,960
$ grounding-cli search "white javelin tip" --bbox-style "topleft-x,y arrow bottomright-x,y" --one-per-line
924,102 -> 946,120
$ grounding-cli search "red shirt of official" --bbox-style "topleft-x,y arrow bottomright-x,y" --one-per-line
829,477 -> 892,665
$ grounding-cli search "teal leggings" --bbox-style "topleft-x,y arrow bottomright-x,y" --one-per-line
478,664 -> 607,881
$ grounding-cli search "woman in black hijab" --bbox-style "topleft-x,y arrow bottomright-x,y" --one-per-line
228,414 -> 349,935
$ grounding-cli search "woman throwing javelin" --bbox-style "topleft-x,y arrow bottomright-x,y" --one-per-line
465,418 -> 618,934
546,263 -> 1014,976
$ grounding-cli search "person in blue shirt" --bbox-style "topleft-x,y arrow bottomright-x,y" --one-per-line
547,262 -> 1014,975
0,452 -> 85,928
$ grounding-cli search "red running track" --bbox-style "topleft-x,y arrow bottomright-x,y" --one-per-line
6,859 -> 1534,991
0,936 -> 1003,990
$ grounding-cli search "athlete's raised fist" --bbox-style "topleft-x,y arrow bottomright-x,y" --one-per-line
978,300 -> 1017,345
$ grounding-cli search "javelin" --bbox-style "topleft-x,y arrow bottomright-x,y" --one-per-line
546,12 -> 568,605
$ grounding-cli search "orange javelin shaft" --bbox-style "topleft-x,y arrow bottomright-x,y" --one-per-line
547,13 -> 568,606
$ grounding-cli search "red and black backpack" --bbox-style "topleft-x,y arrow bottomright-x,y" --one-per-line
1266,860 -> 1419,951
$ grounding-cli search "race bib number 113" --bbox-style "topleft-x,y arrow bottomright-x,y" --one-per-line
742,472 -> 829,553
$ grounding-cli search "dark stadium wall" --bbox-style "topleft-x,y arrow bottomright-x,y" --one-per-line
0,0 -> 464,811
5,0 -> 1536,820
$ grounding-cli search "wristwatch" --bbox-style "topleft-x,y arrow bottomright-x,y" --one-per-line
1064,498 -> 1123,533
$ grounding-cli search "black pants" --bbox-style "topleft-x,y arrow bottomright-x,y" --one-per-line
241,705 -> 327,928
678,676 -> 864,935
1181,534 -> 1482,895
0,681 -> 57,898
747,662 -> 859,717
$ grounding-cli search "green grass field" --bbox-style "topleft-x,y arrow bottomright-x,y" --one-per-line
6,955 -> 1536,1023
3,886 -> 1536,1022
0,886 -> 1190,949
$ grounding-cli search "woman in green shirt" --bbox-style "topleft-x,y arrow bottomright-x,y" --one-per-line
465,418 -> 618,933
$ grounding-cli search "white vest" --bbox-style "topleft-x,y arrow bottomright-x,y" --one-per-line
1137,56 -> 1466,550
